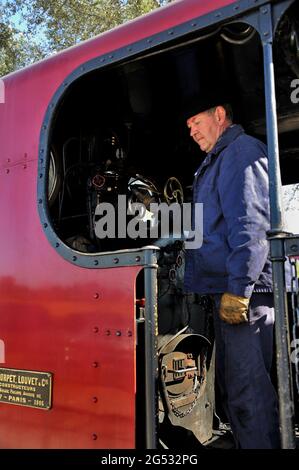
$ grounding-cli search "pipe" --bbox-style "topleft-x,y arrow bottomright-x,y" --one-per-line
262,39 -> 296,449
144,249 -> 159,449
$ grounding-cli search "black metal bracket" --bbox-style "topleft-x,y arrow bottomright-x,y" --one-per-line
239,0 -> 293,41
285,236 -> 299,257
267,232 -> 299,261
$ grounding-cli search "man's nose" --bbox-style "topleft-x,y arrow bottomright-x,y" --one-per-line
190,125 -> 197,137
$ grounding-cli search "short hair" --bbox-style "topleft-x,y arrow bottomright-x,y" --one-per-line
208,103 -> 233,122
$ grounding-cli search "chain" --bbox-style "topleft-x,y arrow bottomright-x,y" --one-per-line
170,373 -> 205,419
171,393 -> 199,418
290,258 -> 299,393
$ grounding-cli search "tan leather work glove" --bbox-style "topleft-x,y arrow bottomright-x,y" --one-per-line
219,292 -> 249,324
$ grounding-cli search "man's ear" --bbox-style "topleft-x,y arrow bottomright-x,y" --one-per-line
215,106 -> 226,124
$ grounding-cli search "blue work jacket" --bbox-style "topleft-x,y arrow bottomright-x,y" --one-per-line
184,124 -> 273,298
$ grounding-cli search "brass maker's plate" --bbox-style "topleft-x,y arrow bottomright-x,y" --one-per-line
0,367 -> 52,410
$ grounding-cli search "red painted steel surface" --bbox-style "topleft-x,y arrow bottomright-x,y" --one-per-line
0,0 -> 237,448
0,155 -> 140,447
0,77 -> 141,447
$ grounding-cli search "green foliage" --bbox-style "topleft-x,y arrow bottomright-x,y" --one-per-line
0,3 -> 45,76
0,4 -> 19,75
1,0 -> 173,75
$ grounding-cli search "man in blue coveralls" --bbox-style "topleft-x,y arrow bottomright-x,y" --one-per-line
184,100 -> 280,449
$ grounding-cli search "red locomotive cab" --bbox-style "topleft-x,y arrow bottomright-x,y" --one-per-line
0,0 -> 298,450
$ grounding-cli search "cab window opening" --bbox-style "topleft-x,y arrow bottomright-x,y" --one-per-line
46,9 -> 299,255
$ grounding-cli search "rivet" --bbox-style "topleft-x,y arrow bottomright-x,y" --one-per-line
73,256 -> 77,261
92,362 -> 99,368
234,5 -> 239,10
92,396 -> 98,403
38,199 -> 42,204
55,242 -> 60,248
81,66 -> 85,71
191,22 -> 197,27
262,8 -> 267,14
23,165 -> 27,169
105,330 -> 111,336
127,47 -> 132,52
113,258 -> 119,264
40,159 -> 44,164
109,55 -> 114,59
44,223 -> 48,228
93,293 -> 100,299
215,12 -> 221,17
92,433 -> 98,440
39,173 -> 43,178
135,256 -> 141,262
147,39 -> 152,43
63,82 -> 68,87
127,330 -> 132,337
101,58 -> 105,62
40,149 -> 44,154
93,327 -> 99,333
263,31 -> 269,36
7,158 -> 10,163
116,331 -> 121,336
43,125 -> 47,130
6,169 -> 9,174
94,260 -> 99,266
168,30 -> 174,35
291,244 -> 298,252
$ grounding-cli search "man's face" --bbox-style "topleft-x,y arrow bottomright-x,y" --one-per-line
187,108 -> 222,153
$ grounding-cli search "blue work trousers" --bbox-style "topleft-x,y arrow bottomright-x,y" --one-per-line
212,293 -> 280,449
